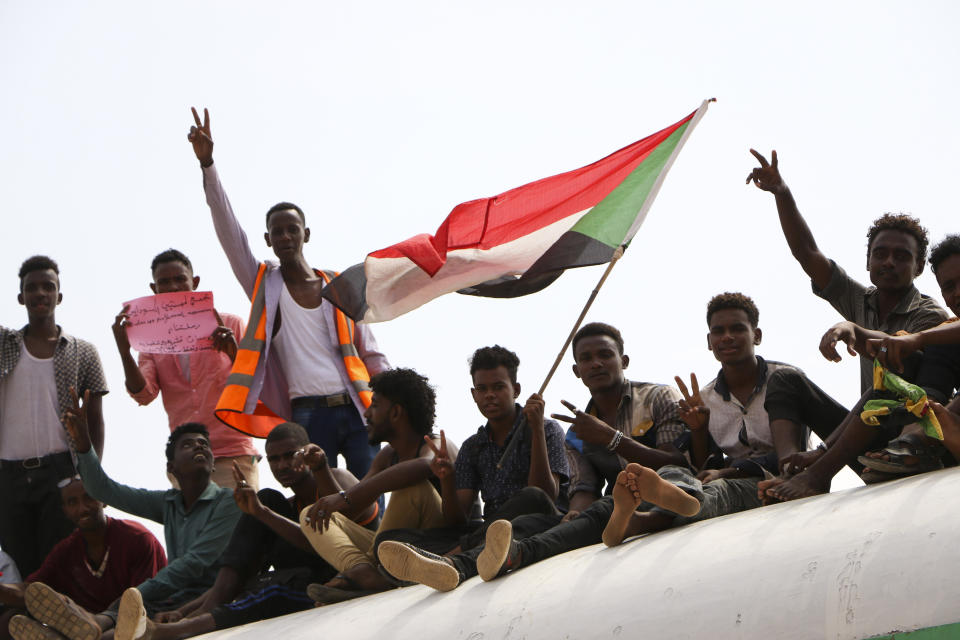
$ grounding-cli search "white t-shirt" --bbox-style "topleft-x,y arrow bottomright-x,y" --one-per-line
0,343 -> 69,459
271,285 -> 348,399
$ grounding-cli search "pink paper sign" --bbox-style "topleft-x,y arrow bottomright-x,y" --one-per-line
123,291 -> 218,354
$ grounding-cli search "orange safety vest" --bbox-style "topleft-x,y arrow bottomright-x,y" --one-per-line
215,264 -> 373,438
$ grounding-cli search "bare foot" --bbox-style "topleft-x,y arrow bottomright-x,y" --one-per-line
602,469 -> 645,547
757,477 -> 784,505
601,464 -> 700,547
766,470 -> 831,501
324,563 -> 391,592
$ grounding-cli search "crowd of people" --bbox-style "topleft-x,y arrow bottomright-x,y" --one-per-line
1,111 -> 958,640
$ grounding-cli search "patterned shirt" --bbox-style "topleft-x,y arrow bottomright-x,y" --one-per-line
455,406 -> 569,519
0,325 -> 108,457
565,381 -> 686,497
813,261 -> 948,393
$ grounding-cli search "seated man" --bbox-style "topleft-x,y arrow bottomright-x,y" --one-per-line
1,478 -> 166,640
378,294 -> 842,589
374,346 -> 568,557
378,321 -> 700,589
112,248 -> 258,490
10,392 -> 242,640
297,368 -> 456,598
109,422 -> 377,640
766,236 -> 960,500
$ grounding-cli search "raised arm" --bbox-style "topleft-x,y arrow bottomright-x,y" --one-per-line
675,373 -> 711,470
64,389 -> 165,521
747,149 -> 833,290
188,107 -> 261,297
523,394 -> 560,500
426,431 -> 473,526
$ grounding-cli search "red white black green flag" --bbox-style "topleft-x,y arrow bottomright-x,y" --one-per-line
323,100 -> 712,322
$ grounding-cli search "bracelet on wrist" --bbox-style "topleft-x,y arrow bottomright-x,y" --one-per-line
339,490 -> 351,505
607,430 -> 624,452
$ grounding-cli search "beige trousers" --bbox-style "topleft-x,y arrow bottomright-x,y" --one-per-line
299,480 -> 445,573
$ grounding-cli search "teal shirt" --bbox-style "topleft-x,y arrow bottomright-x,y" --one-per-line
76,449 -> 241,603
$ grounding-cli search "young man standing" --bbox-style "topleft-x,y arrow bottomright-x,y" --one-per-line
11,394 -> 242,640
0,256 -> 109,577
1,478 -> 166,640
112,249 -> 258,489
298,368 -> 452,598
108,422 -> 377,640
379,322 -> 698,590
374,346 -> 568,557
747,150 -> 948,394
187,109 -> 389,481
112,249 -> 259,489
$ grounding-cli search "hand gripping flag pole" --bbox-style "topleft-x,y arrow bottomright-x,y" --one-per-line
497,246 -> 624,469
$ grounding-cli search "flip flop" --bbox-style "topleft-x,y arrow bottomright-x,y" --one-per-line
858,432 -> 944,475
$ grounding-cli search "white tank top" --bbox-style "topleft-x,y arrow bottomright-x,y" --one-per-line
271,285 -> 348,399
0,343 -> 69,459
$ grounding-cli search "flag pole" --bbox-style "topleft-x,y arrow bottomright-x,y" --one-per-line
497,245 -> 626,469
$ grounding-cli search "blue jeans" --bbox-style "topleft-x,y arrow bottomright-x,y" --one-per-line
290,403 -> 379,480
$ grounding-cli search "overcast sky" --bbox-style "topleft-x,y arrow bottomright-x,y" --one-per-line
2,1 -> 958,544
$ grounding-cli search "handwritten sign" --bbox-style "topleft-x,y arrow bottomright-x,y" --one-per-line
123,291 -> 218,354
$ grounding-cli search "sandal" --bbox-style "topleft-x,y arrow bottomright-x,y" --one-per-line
857,432 -> 944,475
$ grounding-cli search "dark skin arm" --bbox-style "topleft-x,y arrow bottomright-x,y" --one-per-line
675,373 -> 711,470
523,393 -> 560,500
865,321 -> 960,373
304,440 -> 437,532
425,430 -> 473,526
112,305 -> 146,394
747,149 -> 833,291
819,321 -> 890,364
551,400 -> 686,469
188,107 -> 214,168
231,463 -> 314,554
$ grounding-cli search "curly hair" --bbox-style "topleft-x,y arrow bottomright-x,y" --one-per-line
19,255 -> 60,291
867,213 -> 928,274
930,235 -> 960,276
165,423 -> 210,462
572,322 -> 624,356
265,202 -> 306,228
706,292 -> 759,328
369,368 -> 436,436
469,345 -> 520,383
151,249 -> 193,275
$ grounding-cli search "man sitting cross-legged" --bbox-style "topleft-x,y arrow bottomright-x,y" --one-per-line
108,422 -> 378,640
378,322 -> 700,590
1,478 -> 166,640
374,346 -> 568,559
379,295 -> 846,589
764,237 -> 960,501
297,368 -> 458,601
9,391 -> 242,640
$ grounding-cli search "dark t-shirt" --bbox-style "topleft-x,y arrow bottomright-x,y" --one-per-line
27,518 -> 167,612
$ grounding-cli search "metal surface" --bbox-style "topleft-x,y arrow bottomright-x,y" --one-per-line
206,467 -> 960,640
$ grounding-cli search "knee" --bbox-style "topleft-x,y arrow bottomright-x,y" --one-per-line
513,486 -> 555,511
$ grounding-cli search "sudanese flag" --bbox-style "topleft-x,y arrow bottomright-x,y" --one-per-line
323,100 -> 713,323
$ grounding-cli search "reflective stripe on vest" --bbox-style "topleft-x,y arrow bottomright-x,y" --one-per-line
215,264 -> 372,438
319,270 -> 373,409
